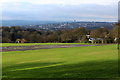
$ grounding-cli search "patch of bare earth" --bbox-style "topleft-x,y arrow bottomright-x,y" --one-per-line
1,45 -> 99,52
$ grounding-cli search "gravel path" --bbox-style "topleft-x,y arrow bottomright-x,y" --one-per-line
1,45 -> 100,52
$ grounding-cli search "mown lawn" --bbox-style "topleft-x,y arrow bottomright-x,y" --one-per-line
2,44 -> 118,78
2,43 -> 91,47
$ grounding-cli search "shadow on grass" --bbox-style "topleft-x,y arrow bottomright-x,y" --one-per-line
118,49 -> 120,78
2,60 -> 118,79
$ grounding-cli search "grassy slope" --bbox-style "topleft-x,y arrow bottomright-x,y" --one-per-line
2,43 -> 91,47
2,45 -> 118,78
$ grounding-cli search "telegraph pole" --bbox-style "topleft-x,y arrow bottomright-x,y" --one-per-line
118,1 -> 120,78
118,1 -> 120,50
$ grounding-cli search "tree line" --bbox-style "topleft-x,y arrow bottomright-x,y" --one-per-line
1,22 -> 120,43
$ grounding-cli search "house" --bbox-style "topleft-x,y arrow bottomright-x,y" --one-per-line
16,38 -> 27,43
88,38 -> 104,43
114,37 -> 117,43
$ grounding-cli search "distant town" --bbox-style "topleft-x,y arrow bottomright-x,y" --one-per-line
2,21 -> 116,31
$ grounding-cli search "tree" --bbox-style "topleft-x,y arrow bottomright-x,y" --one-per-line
90,28 -> 110,43
112,22 -> 120,49
72,27 -> 87,42
81,35 -> 89,43
112,22 -> 120,43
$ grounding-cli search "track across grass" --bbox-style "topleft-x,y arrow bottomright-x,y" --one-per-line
2,44 -> 118,78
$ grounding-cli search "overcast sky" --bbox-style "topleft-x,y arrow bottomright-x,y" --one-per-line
1,0 -> 119,22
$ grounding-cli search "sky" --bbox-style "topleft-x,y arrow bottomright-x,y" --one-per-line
1,0 -> 120,22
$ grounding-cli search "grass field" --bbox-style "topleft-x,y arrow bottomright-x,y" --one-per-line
2,43 -> 91,47
2,43 -> 118,78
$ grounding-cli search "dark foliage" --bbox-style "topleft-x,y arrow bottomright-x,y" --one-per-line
1,23 -> 120,43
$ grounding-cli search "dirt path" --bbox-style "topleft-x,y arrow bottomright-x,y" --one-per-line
1,45 -> 100,52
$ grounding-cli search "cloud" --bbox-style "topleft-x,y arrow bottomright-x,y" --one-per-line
1,0 -> 119,5
1,0 -> 118,21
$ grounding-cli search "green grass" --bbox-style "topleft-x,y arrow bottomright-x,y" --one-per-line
2,44 -> 118,78
1,43 -> 91,47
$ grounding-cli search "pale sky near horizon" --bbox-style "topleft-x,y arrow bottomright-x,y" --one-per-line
1,0 -> 120,22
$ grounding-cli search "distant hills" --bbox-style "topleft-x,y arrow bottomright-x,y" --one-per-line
1,20 -> 58,26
